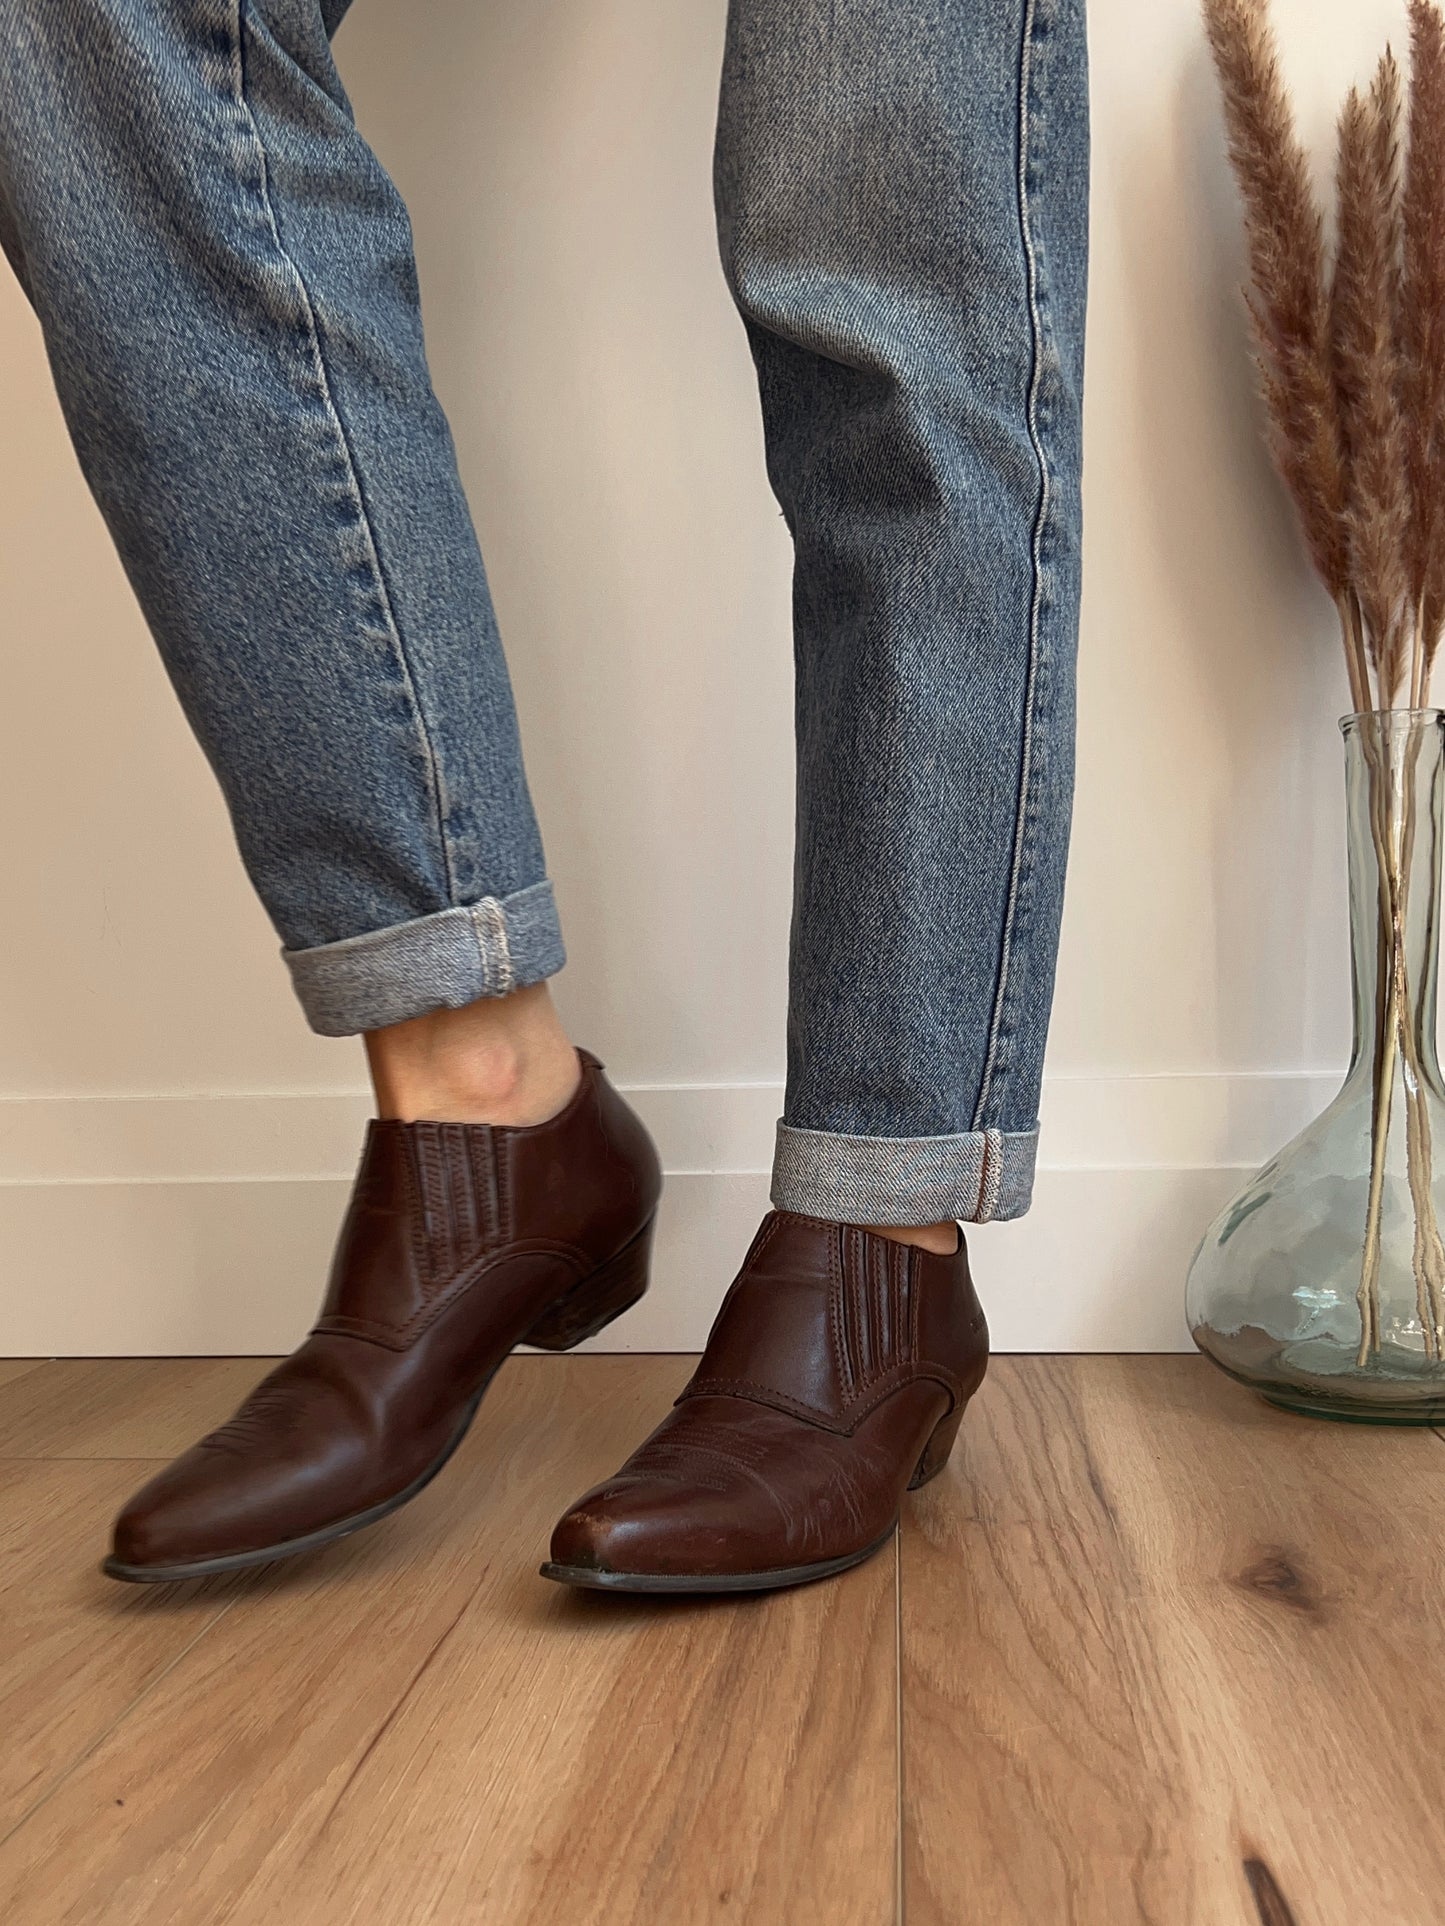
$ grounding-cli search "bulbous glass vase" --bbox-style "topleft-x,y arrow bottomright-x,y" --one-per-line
1188,708 -> 1445,1423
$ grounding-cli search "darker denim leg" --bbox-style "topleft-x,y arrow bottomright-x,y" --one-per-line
716,0 -> 1090,1223
0,0 -> 563,1035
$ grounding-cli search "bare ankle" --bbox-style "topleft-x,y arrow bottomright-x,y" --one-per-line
866,1220 -> 961,1257
364,983 -> 581,1128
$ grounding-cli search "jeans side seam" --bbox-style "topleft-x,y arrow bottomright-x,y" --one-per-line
471,898 -> 515,997
973,0 -> 1049,1135
227,1 -> 458,908
980,1128 -> 1004,1224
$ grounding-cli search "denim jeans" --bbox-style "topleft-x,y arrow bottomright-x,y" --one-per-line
0,0 -> 1089,1225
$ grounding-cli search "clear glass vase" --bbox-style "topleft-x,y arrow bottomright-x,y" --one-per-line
1188,708 -> 1445,1423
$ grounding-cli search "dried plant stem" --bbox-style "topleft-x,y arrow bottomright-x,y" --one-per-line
1393,935 -> 1442,1360
1358,1070 -> 1391,1361
1337,593 -> 1373,713
1353,601 -> 1390,1363
1392,725 -> 1445,1354
1401,1071 -> 1445,1355
1358,746 -> 1399,1362
1405,1095 -> 1437,1355
1357,719 -> 1445,1365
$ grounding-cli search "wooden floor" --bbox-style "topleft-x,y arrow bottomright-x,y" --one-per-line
0,1355 -> 1442,1924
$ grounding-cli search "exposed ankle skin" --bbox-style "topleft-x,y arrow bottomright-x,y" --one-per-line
866,1221 -> 962,1257
363,982 -> 581,1128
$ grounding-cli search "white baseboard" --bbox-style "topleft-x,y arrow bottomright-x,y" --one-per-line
0,1074 -> 1339,1356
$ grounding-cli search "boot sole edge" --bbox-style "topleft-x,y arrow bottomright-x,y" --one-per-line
538,1522 -> 898,1596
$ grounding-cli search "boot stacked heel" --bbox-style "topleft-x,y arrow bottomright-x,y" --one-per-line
526,1214 -> 657,1352
908,1398 -> 971,1489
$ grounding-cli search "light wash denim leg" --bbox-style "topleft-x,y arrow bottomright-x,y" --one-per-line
717,0 -> 1090,1226
0,0 -> 1088,1226
0,0 -> 563,1034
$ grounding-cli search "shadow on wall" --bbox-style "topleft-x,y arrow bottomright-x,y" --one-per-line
337,0 -> 796,1086
1104,40 -> 1348,1078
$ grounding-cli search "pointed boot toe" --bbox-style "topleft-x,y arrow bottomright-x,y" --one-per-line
108,1462 -> 207,1578
543,1212 -> 989,1596
545,1485 -> 649,1577
545,1465 -> 728,1582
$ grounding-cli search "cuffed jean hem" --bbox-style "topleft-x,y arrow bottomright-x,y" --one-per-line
283,879 -> 566,1036
770,1121 -> 1039,1226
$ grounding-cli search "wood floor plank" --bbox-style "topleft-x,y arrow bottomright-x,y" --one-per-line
0,1358 -> 278,1458
0,1355 -> 899,1926
0,1458 -> 238,1834
0,1362 -> 45,1393
901,1355 -> 1445,1926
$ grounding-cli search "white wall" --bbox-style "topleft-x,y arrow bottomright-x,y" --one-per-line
0,0 -> 1406,1353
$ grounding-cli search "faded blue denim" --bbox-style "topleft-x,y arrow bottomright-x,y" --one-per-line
0,0 -> 1089,1226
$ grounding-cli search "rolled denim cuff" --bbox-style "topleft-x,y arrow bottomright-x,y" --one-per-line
771,1121 -> 1039,1225
283,880 -> 566,1036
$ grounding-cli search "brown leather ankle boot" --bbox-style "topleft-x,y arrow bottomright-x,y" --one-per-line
105,1049 -> 660,1583
543,1209 -> 988,1594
